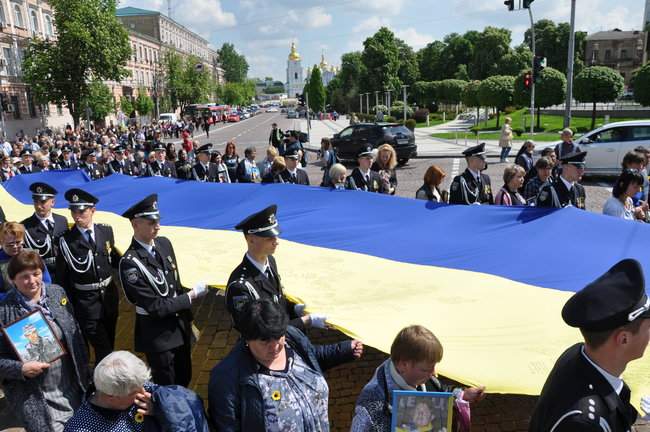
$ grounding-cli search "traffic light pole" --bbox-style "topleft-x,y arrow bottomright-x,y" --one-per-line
529,6 -> 536,136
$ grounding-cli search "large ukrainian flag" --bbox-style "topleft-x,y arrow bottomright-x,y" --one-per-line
2,171 -> 649,407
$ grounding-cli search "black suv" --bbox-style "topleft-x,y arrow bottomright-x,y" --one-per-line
331,123 -> 417,165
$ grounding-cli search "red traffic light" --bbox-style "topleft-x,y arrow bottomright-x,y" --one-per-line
524,73 -> 532,89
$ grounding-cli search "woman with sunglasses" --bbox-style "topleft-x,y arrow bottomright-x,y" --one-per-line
0,222 -> 51,294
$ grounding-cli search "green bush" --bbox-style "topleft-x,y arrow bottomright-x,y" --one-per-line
405,119 -> 416,131
513,127 -> 524,137
576,126 -> 590,133
385,116 -> 397,123
414,108 -> 430,123
504,106 -> 518,114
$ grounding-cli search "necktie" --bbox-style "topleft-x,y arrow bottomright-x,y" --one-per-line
291,173 -> 297,182
85,229 -> 96,250
365,174 -> 369,184
46,220 -> 54,234
265,266 -> 273,280
152,246 -> 164,268
620,382 -> 631,405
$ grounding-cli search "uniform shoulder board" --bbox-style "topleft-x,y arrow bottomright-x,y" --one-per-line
553,395 -> 610,431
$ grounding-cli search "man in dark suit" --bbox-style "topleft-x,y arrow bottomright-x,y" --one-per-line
347,146 -> 386,193
225,205 -> 325,332
107,145 -> 136,176
278,148 -> 310,185
449,143 -> 494,205
59,146 -> 78,170
529,259 -> 650,431
536,151 -> 587,209
145,143 -> 176,178
236,146 -> 260,183
21,182 -> 68,279
268,122 -> 283,149
55,188 -> 121,364
81,150 -> 105,180
18,150 -> 41,174
191,143 -> 218,182
118,194 -> 207,386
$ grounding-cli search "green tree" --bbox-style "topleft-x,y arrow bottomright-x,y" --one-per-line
307,66 -> 326,112
361,27 -> 401,93
337,52 -> 366,111
513,67 -> 567,128
478,75 -> 515,127
326,75 -> 347,113
437,79 -> 468,106
574,66 -> 625,129
162,50 -> 184,110
454,64 -> 470,81
497,43 -> 533,77
439,33 -> 475,78
22,0 -> 130,127
120,97 -> 134,118
462,80 -> 481,125
396,38 -> 419,86
134,87 -> 154,119
524,20 -> 587,74
411,81 -> 439,108
417,40 -> 446,81
633,63 -> 650,106
79,79 -> 114,123
174,56 -> 212,111
471,27 -> 512,79
218,42 -> 249,83
264,85 -> 285,94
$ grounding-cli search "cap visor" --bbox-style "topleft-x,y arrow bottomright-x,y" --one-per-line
253,226 -> 281,237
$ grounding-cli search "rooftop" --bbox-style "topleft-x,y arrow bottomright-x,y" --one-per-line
587,29 -> 645,41
116,7 -> 160,17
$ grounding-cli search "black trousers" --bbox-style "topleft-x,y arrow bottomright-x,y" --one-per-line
145,343 -> 192,387
74,284 -> 119,364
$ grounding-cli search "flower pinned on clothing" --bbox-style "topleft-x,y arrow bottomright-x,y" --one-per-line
134,412 -> 145,423
271,390 -> 281,401
60,297 -> 68,306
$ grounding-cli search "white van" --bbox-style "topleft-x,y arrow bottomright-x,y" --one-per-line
158,113 -> 178,124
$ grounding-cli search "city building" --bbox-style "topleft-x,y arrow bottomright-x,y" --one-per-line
286,42 -> 304,99
0,0 -> 72,138
585,29 -> 647,87
306,52 -> 339,88
645,0 -> 650,30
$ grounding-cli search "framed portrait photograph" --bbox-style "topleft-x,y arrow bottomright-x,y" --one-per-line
1,310 -> 65,363
391,390 -> 453,432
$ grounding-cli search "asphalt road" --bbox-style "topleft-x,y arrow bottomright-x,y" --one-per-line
179,111 -> 614,214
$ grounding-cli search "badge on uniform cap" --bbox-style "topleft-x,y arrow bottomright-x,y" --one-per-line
153,201 -> 158,210
36,186 -> 43,193
72,194 -> 79,202
268,213 -> 276,224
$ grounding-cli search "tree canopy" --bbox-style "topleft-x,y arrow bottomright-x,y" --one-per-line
574,66 -> 624,128
218,43 -> 249,83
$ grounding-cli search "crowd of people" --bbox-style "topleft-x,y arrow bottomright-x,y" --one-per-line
0,119 -> 650,432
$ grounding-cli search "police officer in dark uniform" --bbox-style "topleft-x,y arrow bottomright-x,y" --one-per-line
59,146 -> 78,170
535,151 -> 587,209
145,143 -> 177,178
279,148 -> 310,185
55,188 -> 121,364
118,194 -> 207,386
449,143 -> 494,205
81,150 -> 105,180
191,143 -> 218,182
347,146 -> 386,193
21,182 -> 68,279
107,145 -> 136,176
529,259 -> 650,432
19,149 -> 41,174
225,205 -> 326,332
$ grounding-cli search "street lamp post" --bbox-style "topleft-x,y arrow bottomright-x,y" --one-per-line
359,94 -> 363,114
528,5 -> 536,136
374,91 -> 379,113
564,0 -> 577,128
365,93 -> 370,115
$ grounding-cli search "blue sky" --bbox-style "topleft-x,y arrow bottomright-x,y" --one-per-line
120,0 -> 644,81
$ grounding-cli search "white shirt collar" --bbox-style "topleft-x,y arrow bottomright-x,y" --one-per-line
246,252 -> 269,274
134,237 -> 154,255
468,168 -> 480,179
35,213 -> 54,227
360,168 -> 370,177
287,168 -> 298,175
581,346 -> 624,394
560,175 -> 574,190
77,224 -> 94,237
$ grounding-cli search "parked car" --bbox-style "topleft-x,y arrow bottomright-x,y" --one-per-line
287,110 -> 299,119
227,112 -> 241,122
158,113 -> 178,124
267,107 -> 279,113
566,120 -> 650,176
331,122 -> 417,165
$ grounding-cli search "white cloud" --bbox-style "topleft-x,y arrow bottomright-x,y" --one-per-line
354,16 -> 391,34
303,7 -> 332,28
355,0 -> 407,15
395,27 -> 434,49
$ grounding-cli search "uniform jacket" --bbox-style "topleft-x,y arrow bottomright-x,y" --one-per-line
535,177 -> 586,210
529,343 -> 637,432
235,159 -> 260,183
348,168 -> 386,193
19,165 -> 42,174
208,325 -> 354,432
0,206 -> 5,223
278,168 -> 310,185
108,159 -> 136,176
21,213 -> 68,273
0,285 -> 89,432
55,224 -> 120,321
118,237 -> 192,353
146,160 -> 177,178
191,162 -> 219,182
449,169 -> 494,205
59,159 -> 79,170
225,255 -> 304,332
81,163 -> 105,180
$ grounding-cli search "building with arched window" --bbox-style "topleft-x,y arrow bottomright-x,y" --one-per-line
286,42 -> 304,99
